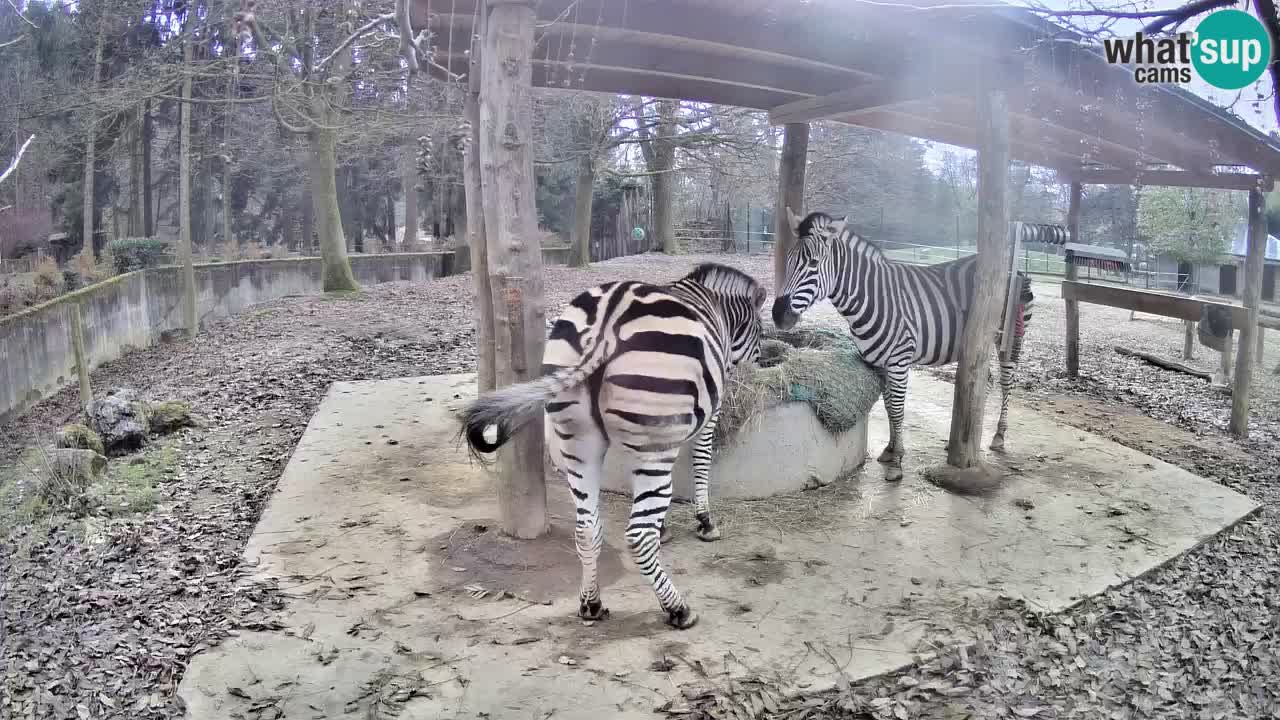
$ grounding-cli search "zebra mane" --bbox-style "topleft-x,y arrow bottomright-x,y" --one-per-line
679,263 -> 765,303
799,211 -> 887,263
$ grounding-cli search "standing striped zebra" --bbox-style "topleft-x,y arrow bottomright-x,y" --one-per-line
460,263 -> 767,629
772,208 -> 1034,482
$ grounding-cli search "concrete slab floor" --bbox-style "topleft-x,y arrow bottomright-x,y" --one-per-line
178,372 -> 1259,720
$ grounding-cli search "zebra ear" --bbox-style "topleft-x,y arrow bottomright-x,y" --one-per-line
752,284 -> 768,310
830,216 -> 848,237
786,205 -> 803,236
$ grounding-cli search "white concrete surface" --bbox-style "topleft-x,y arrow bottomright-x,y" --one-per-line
179,372 -> 1259,720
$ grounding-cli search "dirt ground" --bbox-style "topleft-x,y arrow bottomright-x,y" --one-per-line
3,252 -> 1279,718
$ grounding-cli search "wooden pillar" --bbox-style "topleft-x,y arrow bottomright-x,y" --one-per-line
773,122 -> 809,289
478,0 -> 547,538
1219,331 -> 1234,383
463,16 -> 495,394
1064,182 -> 1082,377
1229,187 -> 1267,436
178,37 -> 198,335
1183,320 -> 1195,360
1257,328 -> 1265,364
947,83 -> 1009,469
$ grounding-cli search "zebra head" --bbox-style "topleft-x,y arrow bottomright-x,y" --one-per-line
772,207 -> 846,330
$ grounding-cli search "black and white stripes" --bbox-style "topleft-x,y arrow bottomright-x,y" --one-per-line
460,263 -> 766,630
772,209 -> 1034,481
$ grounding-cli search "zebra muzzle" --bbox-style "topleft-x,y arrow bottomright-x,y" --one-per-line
772,296 -> 800,330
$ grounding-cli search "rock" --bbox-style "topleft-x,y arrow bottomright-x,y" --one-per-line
150,400 -> 194,434
87,389 -> 150,455
55,423 -> 105,455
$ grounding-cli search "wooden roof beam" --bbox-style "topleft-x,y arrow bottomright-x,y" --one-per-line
1066,169 -> 1276,192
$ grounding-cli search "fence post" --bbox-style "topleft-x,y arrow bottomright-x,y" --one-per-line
746,203 -> 751,254
70,303 -> 93,412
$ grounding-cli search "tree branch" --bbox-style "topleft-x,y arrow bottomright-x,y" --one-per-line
395,0 -> 419,74
314,13 -> 395,73
0,134 -> 34,186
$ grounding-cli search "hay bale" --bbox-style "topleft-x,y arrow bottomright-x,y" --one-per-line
717,328 -> 884,450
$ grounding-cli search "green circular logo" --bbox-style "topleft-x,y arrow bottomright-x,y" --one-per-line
1192,9 -> 1272,90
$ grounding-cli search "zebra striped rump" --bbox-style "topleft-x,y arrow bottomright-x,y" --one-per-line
459,262 -> 767,630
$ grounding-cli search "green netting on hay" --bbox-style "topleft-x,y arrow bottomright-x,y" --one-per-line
714,327 -> 886,450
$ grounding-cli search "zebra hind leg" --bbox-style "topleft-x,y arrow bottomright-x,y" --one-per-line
624,448 -> 697,629
691,414 -> 722,542
552,407 -> 611,622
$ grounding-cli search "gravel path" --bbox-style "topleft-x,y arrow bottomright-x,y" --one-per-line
2,253 -> 1278,718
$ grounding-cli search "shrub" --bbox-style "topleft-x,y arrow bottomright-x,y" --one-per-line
107,237 -> 171,274
34,257 -> 63,289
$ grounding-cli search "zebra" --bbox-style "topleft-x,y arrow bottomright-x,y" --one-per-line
459,263 -> 767,630
772,208 -> 1035,482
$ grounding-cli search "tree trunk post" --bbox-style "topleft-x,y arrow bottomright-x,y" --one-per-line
81,11 -> 107,260
464,90 -> 495,393
1183,320 -> 1195,360
1064,181 -> 1082,377
70,303 -> 92,411
946,82 -> 1010,469
569,152 -> 594,268
402,147 -> 419,248
1229,187 -> 1267,437
310,126 -> 360,292
1257,328 -> 1265,364
222,33 -> 239,250
179,38 -> 198,335
142,99 -> 154,237
479,0 -> 547,539
773,122 -> 809,290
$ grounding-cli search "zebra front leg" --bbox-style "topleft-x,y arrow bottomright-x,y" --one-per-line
691,413 -> 722,542
877,366 -> 909,482
624,450 -> 697,629
990,334 -> 1022,451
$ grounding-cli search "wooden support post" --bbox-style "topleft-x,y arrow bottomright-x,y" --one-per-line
1183,320 -> 1195,360
69,303 -> 92,411
463,37 -> 495,393
1064,181 -> 1082,377
1229,187 -> 1267,436
479,0 -> 547,538
1257,328 -> 1265,364
773,122 -> 809,288
947,82 -> 1009,469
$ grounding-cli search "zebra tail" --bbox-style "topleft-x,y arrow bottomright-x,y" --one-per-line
459,343 -> 611,457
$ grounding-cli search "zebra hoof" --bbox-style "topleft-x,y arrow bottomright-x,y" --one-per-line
659,524 -> 674,544
989,436 -> 1006,452
695,524 -> 722,542
665,606 -> 699,630
884,464 -> 904,482
877,446 -> 899,463
578,599 -> 610,621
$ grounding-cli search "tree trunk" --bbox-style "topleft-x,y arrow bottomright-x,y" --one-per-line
222,35 -> 238,250
128,107 -> 143,237
301,163 -> 314,254
464,94 -> 495,393
309,126 -> 359,292
654,100 -> 677,253
479,0 -> 547,539
81,12 -> 107,258
179,38 -> 198,334
1229,187 -> 1267,437
946,85 -> 1010,470
143,99 -> 154,237
402,146 -> 418,248
569,153 -> 594,267
773,122 -> 809,287
1064,182 -> 1082,377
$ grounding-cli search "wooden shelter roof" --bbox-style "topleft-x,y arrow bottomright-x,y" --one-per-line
415,0 -> 1280,182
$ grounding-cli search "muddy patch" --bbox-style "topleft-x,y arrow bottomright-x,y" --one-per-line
701,545 -> 789,587
427,519 -> 626,604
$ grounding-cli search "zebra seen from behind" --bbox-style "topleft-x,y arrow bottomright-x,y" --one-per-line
460,263 -> 768,630
772,208 -> 1034,482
